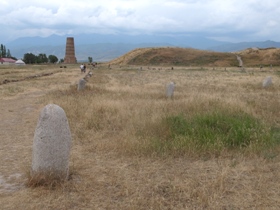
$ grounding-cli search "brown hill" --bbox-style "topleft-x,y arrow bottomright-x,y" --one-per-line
109,47 -> 238,67
236,47 -> 280,67
108,47 -> 280,67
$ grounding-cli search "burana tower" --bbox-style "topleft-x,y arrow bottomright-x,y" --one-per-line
64,37 -> 77,63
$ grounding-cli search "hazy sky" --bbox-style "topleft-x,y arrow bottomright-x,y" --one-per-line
1,0 -> 279,43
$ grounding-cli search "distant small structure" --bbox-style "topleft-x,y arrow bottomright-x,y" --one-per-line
0,58 -> 16,65
166,82 -> 175,99
78,78 -> 86,91
15,59 -> 26,65
64,37 -> 77,64
236,55 -> 243,67
262,76 -> 272,88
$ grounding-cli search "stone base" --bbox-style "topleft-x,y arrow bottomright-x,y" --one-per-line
64,56 -> 77,64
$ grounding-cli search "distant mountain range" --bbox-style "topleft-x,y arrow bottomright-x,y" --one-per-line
5,34 -> 280,62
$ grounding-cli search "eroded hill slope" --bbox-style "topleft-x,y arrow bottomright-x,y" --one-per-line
236,48 -> 280,67
108,47 -> 280,67
109,47 -> 237,67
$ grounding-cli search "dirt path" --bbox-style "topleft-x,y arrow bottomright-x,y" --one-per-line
0,69 -> 84,193
236,55 -> 243,67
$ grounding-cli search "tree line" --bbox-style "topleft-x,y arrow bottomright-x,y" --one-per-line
1,43 -> 59,64
23,53 -> 59,64
0,44 -> 15,59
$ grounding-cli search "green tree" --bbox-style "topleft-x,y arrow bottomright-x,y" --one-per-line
0,44 -> 13,58
0,44 -> 6,58
3,46 -> 6,57
6,49 -> 11,58
48,55 -> 58,63
37,53 -> 48,63
23,53 -> 36,64
0,44 -> 3,57
88,56 -> 93,63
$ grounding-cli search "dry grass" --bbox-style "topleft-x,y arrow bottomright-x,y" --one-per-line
0,64 -> 79,97
1,64 -> 280,209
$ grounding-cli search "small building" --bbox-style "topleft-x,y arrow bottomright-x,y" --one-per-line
0,57 -> 16,64
15,59 -> 26,65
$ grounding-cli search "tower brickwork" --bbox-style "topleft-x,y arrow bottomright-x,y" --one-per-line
64,37 -> 77,63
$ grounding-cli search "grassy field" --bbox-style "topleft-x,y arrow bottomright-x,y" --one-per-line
1,64 -> 280,209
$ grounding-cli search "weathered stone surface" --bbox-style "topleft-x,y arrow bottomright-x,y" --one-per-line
64,37 -> 77,64
31,104 -> 72,180
263,76 -> 272,88
236,55 -> 243,67
78,79 -> 86,91
166,82 -> 175,99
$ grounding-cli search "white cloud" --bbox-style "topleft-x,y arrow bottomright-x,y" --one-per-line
1,0 -> 280,42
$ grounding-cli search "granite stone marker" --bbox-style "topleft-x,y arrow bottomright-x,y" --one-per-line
31,104 -> 72,180
236,55 -> 243,67
78,78 -> 86,91
166,82 -> 175,99
263,76 -> 272,88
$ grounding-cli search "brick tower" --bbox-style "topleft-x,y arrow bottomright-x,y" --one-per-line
64,37 -> 77,63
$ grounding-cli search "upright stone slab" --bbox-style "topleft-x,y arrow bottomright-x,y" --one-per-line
263,76 -> 272,88
166,82 -> 175,99
78,78 -> 86,91
31,104 -> 72,180
236,55 -> 243,67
